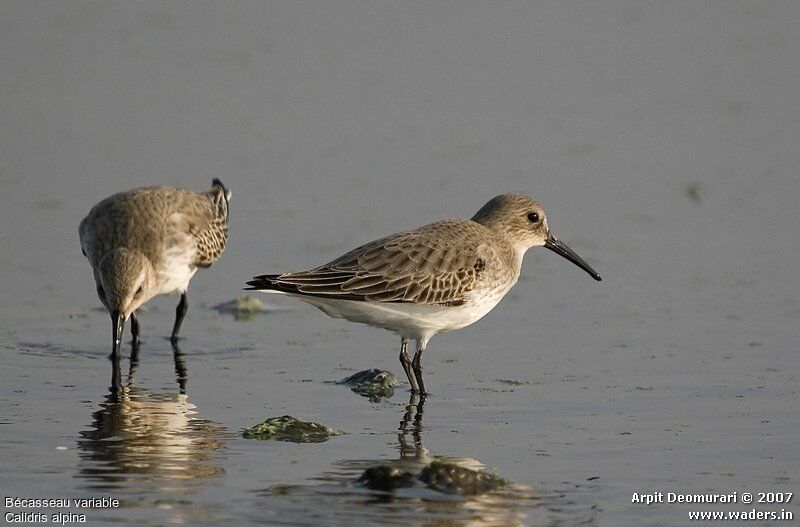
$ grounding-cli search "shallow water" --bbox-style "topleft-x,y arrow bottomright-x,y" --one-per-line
1,2 -> 799,526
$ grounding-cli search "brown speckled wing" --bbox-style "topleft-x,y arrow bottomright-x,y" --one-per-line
184,184 -> 230,268
80,181 -> 230,274
249,220 -> 493,305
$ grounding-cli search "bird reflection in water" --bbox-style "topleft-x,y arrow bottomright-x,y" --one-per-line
78,342 -> 227,502
359,395 -> 533,526
262,395 -> 537,527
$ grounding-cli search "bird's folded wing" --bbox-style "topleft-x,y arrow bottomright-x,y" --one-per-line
169,192 -> 230,268
248,221 -> 492,306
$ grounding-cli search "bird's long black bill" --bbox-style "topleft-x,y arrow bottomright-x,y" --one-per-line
111,310 -> 125,357
544,234 -> 602,281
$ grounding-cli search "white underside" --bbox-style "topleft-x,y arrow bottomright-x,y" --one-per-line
258,290 -> 506,348
155,243 -> 197,294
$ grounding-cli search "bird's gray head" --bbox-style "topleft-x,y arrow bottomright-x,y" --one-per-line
471,194 -> 551,252
472,194 -> 601,281
96,248 -> 157,319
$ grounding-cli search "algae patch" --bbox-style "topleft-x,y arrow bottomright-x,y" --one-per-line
337,369 -> 403,401
419,460 -> 508,495
356,459 -> 507,495
213,294 -> 264,320
242,415 -> 342,443
686,182 -> 703,203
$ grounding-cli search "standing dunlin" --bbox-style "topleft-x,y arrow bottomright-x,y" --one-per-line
247,194 -> 600,394
80,179 -> 231,356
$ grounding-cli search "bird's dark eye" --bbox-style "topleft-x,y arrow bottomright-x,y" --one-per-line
135,285 -> 144,296
527,212 -> 540,223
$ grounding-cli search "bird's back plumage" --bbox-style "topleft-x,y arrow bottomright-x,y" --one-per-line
80,180 -> 230,280
246,218 -> 516,307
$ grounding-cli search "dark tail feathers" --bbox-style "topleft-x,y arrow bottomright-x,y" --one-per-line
245,274 -> 282,291
212,178 -> 232,204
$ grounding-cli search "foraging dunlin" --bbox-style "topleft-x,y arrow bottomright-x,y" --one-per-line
80,179 -> 231,356
247,194 -> 600,394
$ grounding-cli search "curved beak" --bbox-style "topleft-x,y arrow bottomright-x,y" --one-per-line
544,233 -> 602,281
111,310 -> 125,357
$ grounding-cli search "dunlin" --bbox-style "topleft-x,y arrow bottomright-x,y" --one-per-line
80,179 -> 231,356
247,194 -> 600,394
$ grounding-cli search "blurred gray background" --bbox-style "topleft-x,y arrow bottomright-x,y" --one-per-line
2,1 -> 798,318
1,2 -> 798,525
0,1 -> 800,318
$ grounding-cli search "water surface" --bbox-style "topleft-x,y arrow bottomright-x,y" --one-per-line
1,2 -> 798,525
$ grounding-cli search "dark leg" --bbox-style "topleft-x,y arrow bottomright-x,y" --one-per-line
171,292 -> 188,343
398,393 -> 426,458
398,338 -> 418,393
130,311 -> 140,346
399,393 -> 416,433
127,340 -> 141,387
171,339 -> 187,394
412,346 -> 427,395
412,394 -> 426,445
109,349 -> 122,398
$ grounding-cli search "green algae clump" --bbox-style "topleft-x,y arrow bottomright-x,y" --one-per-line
242,415 -> 342,443
213,294 -> 264,320
338,369 -> 403,401
356,459 -> 508,496
418,461 -> 508,495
